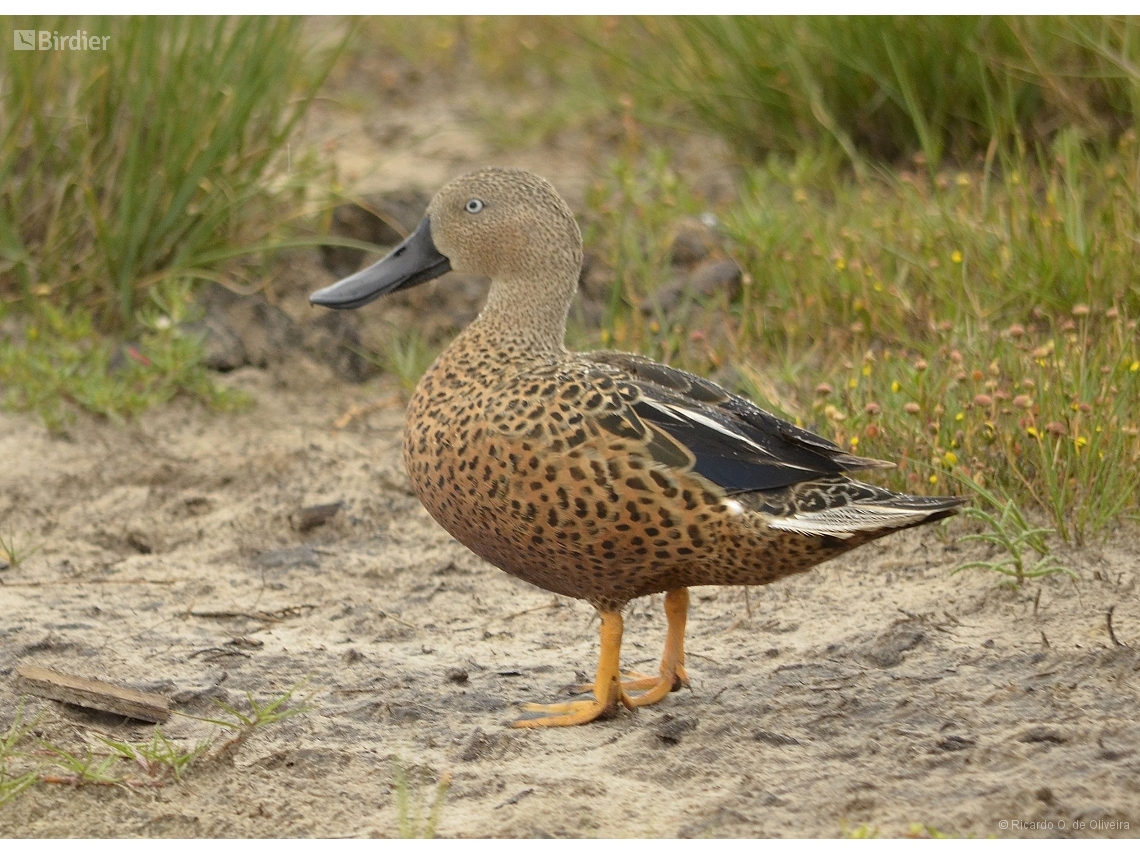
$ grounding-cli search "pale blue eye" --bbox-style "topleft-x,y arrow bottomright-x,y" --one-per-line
465,199 -> 484,214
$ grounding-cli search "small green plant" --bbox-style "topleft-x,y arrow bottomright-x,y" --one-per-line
99,728 -> 210,783
393,757 -> 451,839
197,682 -> 312,758
952,483 -> 1074,585
0,532 -> 42,570
841,821 -> 879,838
0,685 -> 312,807
0,281 -> 250,432
35,744 -> 124,787
0,704 -> 40,807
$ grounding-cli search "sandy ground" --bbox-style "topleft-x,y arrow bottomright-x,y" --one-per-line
2,48 -> 1139,839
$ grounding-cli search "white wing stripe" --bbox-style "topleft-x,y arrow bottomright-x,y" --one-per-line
767,504 -> 934,538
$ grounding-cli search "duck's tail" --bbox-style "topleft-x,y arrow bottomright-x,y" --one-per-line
746,477 -> 967,540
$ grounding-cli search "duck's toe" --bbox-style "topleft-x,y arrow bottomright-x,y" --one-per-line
576,665 -> 689,696
512,693 -> 631,728
623,668 -> 689,708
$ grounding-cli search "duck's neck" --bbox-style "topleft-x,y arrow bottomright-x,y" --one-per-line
456,271 -> 575,362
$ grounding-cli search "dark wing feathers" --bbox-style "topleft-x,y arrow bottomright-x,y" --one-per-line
587,350 -> 891,494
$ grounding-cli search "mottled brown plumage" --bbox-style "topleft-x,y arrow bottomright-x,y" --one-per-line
311,167 -> 965,727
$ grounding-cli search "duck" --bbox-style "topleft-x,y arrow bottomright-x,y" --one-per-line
310,167 -> 965,728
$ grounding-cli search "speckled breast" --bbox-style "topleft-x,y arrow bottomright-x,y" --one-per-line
401,347 -> 851,609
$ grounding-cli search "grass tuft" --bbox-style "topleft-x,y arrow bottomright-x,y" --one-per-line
0,532 -> 42,571
0,17 -> 347,427
393,757 -> 452,839
952,482 -> 1074,585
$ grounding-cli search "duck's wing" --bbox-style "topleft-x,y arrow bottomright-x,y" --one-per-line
586,350 -> 891,495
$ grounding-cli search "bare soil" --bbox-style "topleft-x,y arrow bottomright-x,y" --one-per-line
2,54 -> 1138,839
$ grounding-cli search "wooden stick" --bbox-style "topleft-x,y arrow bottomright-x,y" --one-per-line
15,664 -> 170,723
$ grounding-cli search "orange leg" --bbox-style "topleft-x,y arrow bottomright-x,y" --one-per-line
626,587 -> 690,707
512,609 -> 633,728
574,588 -> 691,707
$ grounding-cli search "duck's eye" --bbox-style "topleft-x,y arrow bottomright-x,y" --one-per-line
465,199 -> 484,214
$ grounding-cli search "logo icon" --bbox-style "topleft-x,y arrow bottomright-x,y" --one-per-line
14,30 -> 36,50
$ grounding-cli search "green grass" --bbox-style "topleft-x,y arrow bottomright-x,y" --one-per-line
576,17 -> 1140,169
1,281 -> 249,431
350,17 -> 1140,170
0,531 -> 42,571
0,705 -> 39,806
0,17 -> 347,427
1,17 -> 336,327
0,685 -> 310,806
392,757 -> 451,839
578,140 -> 1140,543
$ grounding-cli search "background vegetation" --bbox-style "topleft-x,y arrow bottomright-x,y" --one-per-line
2,15 -> 1138,539
0,17 -> 345,427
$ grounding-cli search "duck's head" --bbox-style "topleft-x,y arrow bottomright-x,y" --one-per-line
310,168 -> 582,312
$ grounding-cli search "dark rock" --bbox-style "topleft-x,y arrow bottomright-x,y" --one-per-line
290,502 -> 344,533
192,285 -> 305,371
445,667 -> 469,684
225,299 -> 302,367
669,218 -> 717,266
655,714 -> 698,744
1036,786 -> 1055,804
182,315 -> 248,372
303,312 -> 378,383
1020,726 -> 1066,744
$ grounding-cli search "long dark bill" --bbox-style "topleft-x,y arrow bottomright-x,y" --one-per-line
309,218 -> 451,310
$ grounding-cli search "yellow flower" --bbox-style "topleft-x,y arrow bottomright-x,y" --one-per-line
1027,426 -> 1039,438
1074,436 -> 1087,450
862,364 -> 872,377
848,377 -> 859,389
951,250 -> 963,264
835,258 -> 847,272
891,381 -> 900,393
849,436 -> 859,448
955,412 -> 965,421
929,474 -> 939,485
943,451 -> 958,466
1131,360 -> 1139,372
